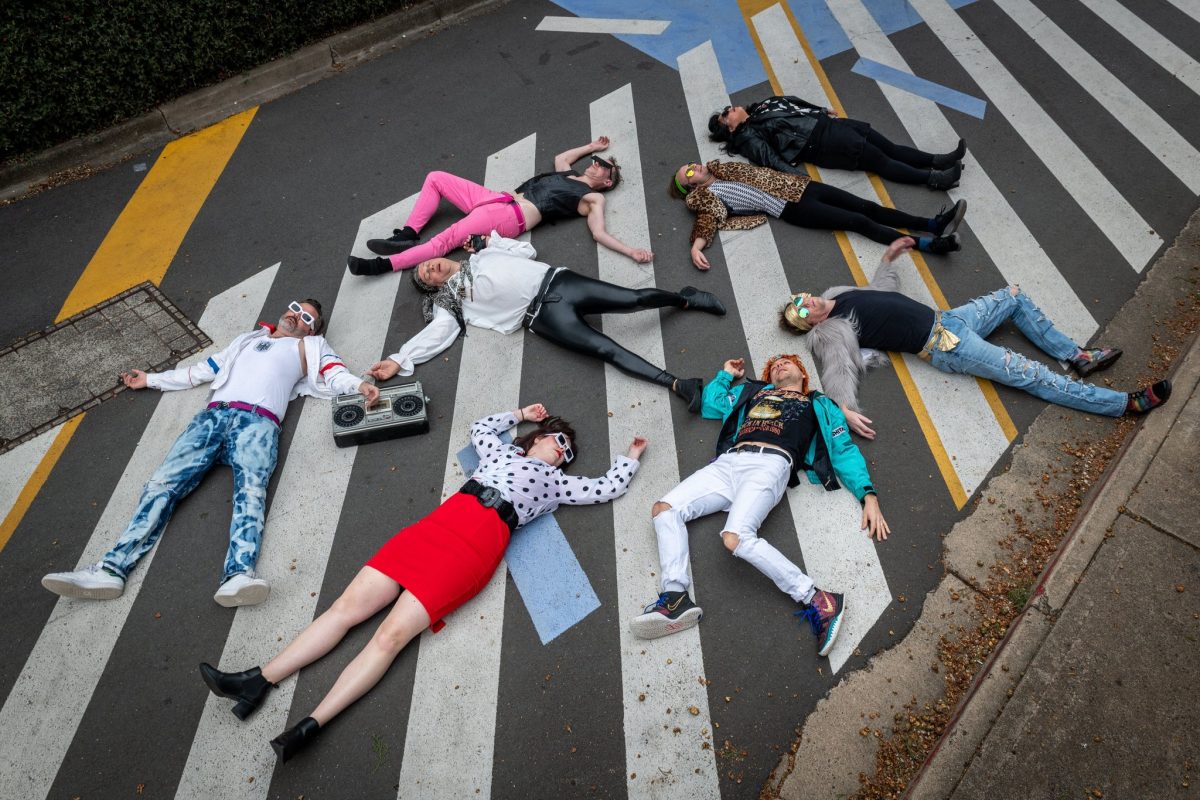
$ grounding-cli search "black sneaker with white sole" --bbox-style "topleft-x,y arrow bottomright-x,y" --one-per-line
630,590 -> 703,639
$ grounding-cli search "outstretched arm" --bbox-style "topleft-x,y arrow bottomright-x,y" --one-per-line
582,194 -> 653,263
554,136 -> 609,171
367,309 -> 460,380
870,236 -> 916,293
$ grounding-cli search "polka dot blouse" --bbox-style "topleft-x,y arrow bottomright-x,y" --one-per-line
468,412 -> 640,528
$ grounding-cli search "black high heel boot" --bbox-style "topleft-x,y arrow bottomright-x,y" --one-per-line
271,716 -> 321,762
198,663 -> 275,721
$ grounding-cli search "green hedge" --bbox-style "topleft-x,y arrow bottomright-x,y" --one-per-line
0,0 -> 415,163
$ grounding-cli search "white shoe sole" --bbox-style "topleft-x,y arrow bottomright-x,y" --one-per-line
214,581 -> 270,608
630,607 -> 703,640
818,610 -> 845,657
41,576 -> 123,600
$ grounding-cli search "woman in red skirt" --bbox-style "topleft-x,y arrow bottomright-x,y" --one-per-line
198,403 -> 647,761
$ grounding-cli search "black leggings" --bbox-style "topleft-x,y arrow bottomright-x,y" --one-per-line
780,181 -> 934,245
526,270 -> 685,387
855,128 -> 937,183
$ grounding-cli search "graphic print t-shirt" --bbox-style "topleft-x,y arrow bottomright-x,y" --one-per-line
734,388 -> 815,464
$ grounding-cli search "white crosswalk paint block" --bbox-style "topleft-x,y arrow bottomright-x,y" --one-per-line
0,424 -> 62,522
396,134 -> 534,800
1078,0 -> 1200,98
0,266 -> 278,800
906,0 -> 1162,271
1164,0 -> 1200,24
826,0 -> 1099,345
993,0 -> 1200,193
537,16 -> 670,35
752,2 -> 1010,499
591,84 -> 722,800
678,42 -> 891,675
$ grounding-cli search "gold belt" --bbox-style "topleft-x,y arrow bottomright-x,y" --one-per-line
918,316 -> 960,360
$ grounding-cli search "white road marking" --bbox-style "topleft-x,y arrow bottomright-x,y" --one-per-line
536,16 -> 670,35
905,0 -> 1161,271
993,0 -> 1200,193
395,135 -> 534,799
592,84 -> 721,799
826,0 -> 1099,344
678,42 -> 891,675
0,266 -> 278,800
0,424 -> 61,522
1078,0 -> 1200,98
752,4 -> 1010,499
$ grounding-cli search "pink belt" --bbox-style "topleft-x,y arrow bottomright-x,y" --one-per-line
207,401 -> 281,426
501,192 -> 527,233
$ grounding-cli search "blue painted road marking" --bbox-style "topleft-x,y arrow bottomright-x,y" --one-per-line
457,441 -> 601,645
851,57 -> 987,119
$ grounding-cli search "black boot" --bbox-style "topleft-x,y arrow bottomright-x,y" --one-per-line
199,663 -> 275,721
672,377 -> 705,413
347,255 -> 393,276
931,139 -> 966,169
271,716 -> 321,763
931,199 -> 967,236
367,227 -> 419,256
679,286 -> 726,316
927,163 -> 962,191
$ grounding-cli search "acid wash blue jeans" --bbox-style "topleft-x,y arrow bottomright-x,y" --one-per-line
929,287 -> 1127,417
102,405 -> 280,585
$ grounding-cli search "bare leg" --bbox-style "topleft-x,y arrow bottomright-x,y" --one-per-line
309,590 -> 431,726
261,566 -> 400,684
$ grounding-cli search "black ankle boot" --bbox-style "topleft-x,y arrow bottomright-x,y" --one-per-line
198,663 -> 275,721
931,139 -> 966,169
347,255 -> 393,276
672,377 -> 705,413
927,163 -> 962,191
367,227 -> 419,256
271,716 -> 321,762
679,286 -> 726,316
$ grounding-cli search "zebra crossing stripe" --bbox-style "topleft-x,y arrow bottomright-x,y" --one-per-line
0,419 -> 80,554
678,41 -> 891,675
993,0 -> 1200,194
395,134 -> 535,799
825,0 -> 1099,345
590,83 -> 722,799
1077,0 -> 1200,98
0,266 -> 278,800
906,0 -> 1162,271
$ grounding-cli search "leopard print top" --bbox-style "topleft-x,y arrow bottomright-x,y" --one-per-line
684,160 -> 811,247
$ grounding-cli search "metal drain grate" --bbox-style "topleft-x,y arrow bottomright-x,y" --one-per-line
0,282 -> 211,454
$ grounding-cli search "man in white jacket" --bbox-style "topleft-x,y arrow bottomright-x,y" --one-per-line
42,299 -> 379,607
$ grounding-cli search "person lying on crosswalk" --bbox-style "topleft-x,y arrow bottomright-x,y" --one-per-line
347,135 -> 654,275
200,405 -> 647,763
41,300 -> 379,608
364,231 -> 725,411
631,354 -> 889,658
672,160 -> 966,270
708,95 -> 965,190
780,237 -> 1172,440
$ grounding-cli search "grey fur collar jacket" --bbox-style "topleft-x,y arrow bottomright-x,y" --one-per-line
806,253 -> 905,412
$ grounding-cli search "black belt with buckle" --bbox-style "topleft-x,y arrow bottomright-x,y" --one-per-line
522,267 -> 560,329
460,479 -> 519,533
728,443 -> 793,465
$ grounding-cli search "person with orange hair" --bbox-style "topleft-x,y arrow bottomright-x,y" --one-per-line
630,353 -> 888,658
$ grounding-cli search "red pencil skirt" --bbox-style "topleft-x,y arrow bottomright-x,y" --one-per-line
365,491 -> 511,626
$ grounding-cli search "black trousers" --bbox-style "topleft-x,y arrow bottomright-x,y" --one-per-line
526,270 -> 684,386
780,181 -> 934,245
803,121 -> 937,184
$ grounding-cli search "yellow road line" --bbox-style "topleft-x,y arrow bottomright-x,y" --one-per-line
1,110 -> 258,556
738,0 -> 984,507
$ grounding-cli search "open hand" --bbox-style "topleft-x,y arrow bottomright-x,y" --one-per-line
883,236 -> 916,263
861,494 -> 890,541
359,381 -> 380,408
367,359 -> 401,381
691,245 -> 710,271
842,407 -> 876,440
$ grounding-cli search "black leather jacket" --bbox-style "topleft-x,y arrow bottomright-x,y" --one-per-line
727,96 -> 828,176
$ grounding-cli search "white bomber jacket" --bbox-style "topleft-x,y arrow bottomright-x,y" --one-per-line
145,324 -> 363,399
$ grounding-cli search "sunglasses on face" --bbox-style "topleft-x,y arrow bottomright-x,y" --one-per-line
719,105 -> 732,120
288,301 -> 318,328
791,293 -> 812,319
591,155 -> 616,172
543,431 -> 575,464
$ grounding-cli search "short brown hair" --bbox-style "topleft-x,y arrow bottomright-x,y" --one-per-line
302,298 -> 325,334
513,416 -> 578,462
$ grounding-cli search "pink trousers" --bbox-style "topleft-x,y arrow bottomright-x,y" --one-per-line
389,171 -> 526,270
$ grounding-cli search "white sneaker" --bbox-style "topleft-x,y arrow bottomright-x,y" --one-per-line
214,572 -> 270,607
42,563 -> 125,600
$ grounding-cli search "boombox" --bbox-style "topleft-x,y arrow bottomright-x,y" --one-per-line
332,381 -> 430,448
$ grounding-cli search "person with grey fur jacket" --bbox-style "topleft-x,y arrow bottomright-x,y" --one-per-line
778,238 -> 1171,439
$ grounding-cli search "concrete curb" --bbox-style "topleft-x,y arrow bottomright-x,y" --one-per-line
0,0 -> 506,202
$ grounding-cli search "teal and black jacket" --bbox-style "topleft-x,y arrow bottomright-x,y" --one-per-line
700,370 -> 876,500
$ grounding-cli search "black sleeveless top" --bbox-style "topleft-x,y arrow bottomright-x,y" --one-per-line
515,170 -> 591,222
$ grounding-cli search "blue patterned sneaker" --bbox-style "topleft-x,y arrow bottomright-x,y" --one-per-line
797,589 -> 845,657
630,591 -> 703,639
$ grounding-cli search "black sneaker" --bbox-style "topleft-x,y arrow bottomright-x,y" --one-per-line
367,226 -> 419,256
919,233 -> 961,255
1070,347 -> 1122,378
630,591 -> 703,639
932,199 -> 968,236
795,589 -> 845,657
347,255 -> 392,276
927,162 -> 962,191
679,286 -> 726,316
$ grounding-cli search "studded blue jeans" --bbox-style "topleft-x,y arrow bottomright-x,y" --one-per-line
928,287 -> 1127,417
102,406 -> 280,584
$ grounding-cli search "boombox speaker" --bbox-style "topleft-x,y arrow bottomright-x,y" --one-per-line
332,381 -> 430,448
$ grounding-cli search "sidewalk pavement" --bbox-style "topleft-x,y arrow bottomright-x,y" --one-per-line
906,321 -> 1200,798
